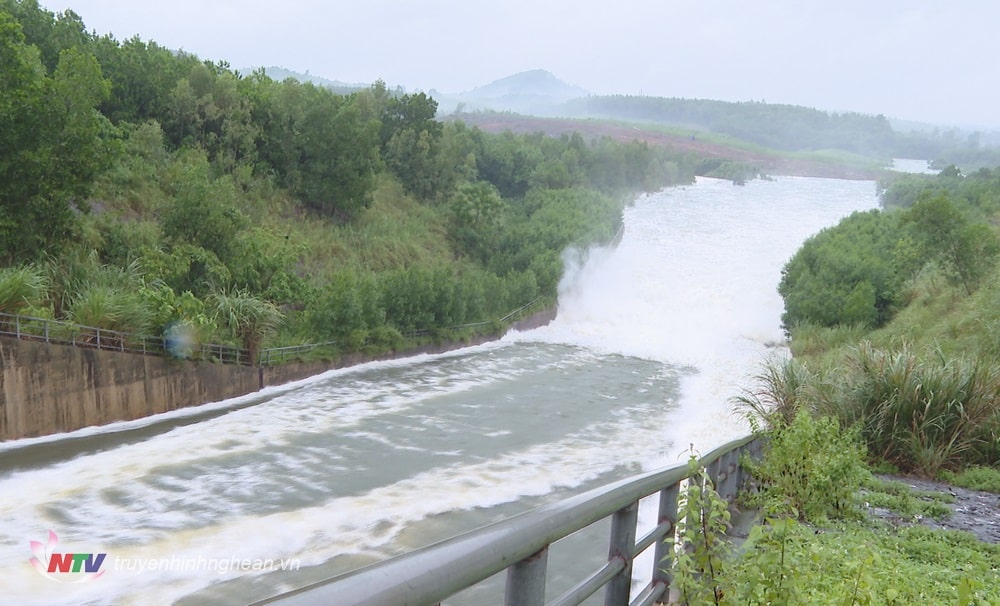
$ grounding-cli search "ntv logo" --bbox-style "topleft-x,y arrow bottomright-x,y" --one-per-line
29,531 -> 106,583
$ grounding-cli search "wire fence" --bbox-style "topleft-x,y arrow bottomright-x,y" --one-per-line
0,313 -> 250,364
0,297 -> 548,368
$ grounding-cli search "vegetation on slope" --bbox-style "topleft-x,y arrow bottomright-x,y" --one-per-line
757,165 -> 1000,477
0,0 -> 700,360
564,95 -> 1000,170
677,167 -> 1000,605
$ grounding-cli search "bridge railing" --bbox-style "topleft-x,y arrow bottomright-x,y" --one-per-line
252,435 -> 762,606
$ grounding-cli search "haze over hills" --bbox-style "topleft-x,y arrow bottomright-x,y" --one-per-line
430,69 -> 590,115
246,66 -> 372,95
251,66 -> 587,115
252,66 -> 1000,153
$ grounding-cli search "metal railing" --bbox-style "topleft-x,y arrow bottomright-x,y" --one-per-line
257,341 -> 339,367
253,435 -> 762,606
0,312 -> 249,364
0,295 -> 550,368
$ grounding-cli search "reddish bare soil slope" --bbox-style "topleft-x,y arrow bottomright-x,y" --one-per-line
456,113 -> 883,180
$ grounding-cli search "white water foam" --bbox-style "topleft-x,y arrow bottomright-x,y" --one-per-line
0,176 -> 879,605
516,176 -> 878,462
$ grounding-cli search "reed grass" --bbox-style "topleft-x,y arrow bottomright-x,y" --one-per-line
733,353 -> 815,428
737,342 -> 1000,477
837,343 -> 1000,475
0,265 -> 49,314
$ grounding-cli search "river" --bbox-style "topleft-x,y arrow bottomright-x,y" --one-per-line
0,175 -> 878,605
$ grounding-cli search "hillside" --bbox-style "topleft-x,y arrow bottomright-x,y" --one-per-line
454,112 -> 886,180
1,1 -> 710,365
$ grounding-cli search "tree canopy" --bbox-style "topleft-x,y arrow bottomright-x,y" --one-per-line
0,0 -> 699,357
779,171 -> 1000,331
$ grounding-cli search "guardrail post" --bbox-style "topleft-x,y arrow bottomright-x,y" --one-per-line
605,500 -> 639,606
706,457 -> 721,489
718,450 -> 738,502
651,483 -> 680,594
504,545 -> 548,606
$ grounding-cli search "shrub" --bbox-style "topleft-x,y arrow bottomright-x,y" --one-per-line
745,409 -> 869,522
836,343 -> 1000,475
0,265 -> 49,314
670,455 -> 732,606
778,210 -> 905,331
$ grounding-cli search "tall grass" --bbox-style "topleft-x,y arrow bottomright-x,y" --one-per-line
208,289 -> 283,360
0,265 -> 49,314
733,353 -> 817,429
66,285 -> 156,335
785,322 -> 868,359
738,342 -> 1000,476
834,343 -> 1000,475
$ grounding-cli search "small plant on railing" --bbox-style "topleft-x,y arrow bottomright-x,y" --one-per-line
670,453 -> 732,606
727,515 -> 801,605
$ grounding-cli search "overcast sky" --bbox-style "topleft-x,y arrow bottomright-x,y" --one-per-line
38,0 -> 1000,128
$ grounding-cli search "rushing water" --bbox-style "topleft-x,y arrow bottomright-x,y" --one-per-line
0,176 -> 878,605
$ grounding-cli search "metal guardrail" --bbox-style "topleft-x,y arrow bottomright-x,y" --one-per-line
499,296 -> 544,324
257,341 -> 340,366
252,435 -> 762,606
0,295 -> 549,368
0,312 -> 249,364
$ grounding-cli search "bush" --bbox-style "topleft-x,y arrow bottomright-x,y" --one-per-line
745,409 -> 869,522
834,343 -> 1000,475
778,210 -> 905,331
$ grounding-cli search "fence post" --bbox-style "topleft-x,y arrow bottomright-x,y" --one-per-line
651,483 -> 680,594
604,500 -> 639,606
504,546 -> 548,606
718,450 -> 739,502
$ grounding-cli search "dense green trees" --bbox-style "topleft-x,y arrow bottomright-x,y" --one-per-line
566,94 -> 965,162
779,171 -> 1000,331
0,1 -> 694,358
779,210 -> 904,330
0,8 -> 113,262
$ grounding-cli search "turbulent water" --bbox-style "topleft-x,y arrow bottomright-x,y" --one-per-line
0,176 -> 878,605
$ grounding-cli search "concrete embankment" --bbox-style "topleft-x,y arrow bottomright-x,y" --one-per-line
0,308 -> 556,442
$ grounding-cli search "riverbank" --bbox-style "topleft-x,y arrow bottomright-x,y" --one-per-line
0,307 -> 557,443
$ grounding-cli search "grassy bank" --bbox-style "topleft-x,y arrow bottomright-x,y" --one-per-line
660,166 -> 1000,604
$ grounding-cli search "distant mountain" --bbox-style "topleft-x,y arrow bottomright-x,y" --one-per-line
465,69 -> 588,101
434,69 -> 589,116
237,66 -> 593,118
238,66 -> 369,94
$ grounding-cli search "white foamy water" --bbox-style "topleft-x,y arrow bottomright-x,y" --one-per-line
0,175 -> 877,605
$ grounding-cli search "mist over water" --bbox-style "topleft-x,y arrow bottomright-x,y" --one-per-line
0,176 -> 877,605
527,176 -> 878,459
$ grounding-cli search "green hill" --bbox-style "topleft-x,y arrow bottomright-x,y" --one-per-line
0,1 -> 700,361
